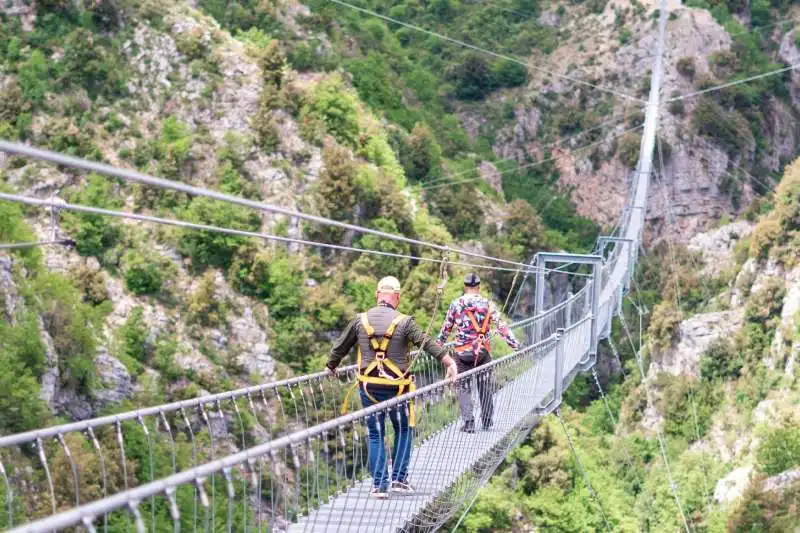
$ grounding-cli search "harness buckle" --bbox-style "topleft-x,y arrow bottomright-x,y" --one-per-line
375,351 -> 387,361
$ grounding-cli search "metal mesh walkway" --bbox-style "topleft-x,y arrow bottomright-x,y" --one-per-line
290,338 -> 561,533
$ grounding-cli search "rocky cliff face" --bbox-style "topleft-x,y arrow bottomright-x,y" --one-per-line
485,3 -> 800,243
637,219 -> 800,510
0,2 -> 303,419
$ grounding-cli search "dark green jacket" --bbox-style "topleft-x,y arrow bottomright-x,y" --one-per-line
327,303 -> 446,373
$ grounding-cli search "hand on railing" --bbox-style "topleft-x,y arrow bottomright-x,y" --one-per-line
445,362 -> 458,383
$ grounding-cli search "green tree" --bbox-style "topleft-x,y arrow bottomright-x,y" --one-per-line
617,132 -> 642,168
427,183 -> 483,239
187,271 -> 226,327
61,28 -> 127,99
262,252 -> 305,320
307,142 -> 360,243
0,311 -> 46,378
260,40 -> 286,87
699,337 -> 743,381
758,424 -> 800,476
353,218 -> 413,279
492,59 -> 529,88
449,54 -> 496,100
301,75 -> 361,147
179,197 -> 260,270
119,306 -> 149,364
749,0 -> 772,27
0,78 -> 25,124
503,199 -> 546,259
34,272 -> 99,393
0,356 -> 48,434
17,50 -> 50,105
123,250 -> 166,295
348,52 -> 406,125
727,480 -> 800,532
692,98 -> 753,153
0,195 -> 41,268
231,249 -> 305,319
63,173 -> 123,258
400,123 -> 443,182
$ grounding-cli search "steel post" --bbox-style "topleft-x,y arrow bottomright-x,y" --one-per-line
554,328 -> 565,406
534,254 -> 546,343
591,261 -> 602,355
565,291 -> 573,329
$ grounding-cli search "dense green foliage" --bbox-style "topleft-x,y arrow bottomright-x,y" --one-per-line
1,1 -> 798,531
63,173 -> 123,259
0,201 -> 112,433
452,157 -> 800,532
685,0 -> 796,201
178,198 -> 262,271
758,424 -> 800,476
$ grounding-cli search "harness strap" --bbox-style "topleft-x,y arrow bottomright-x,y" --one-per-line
462,308 -> 493,366
341,312 -> 417,426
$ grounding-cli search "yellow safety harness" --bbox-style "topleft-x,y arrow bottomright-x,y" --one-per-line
341,312 -> 417,426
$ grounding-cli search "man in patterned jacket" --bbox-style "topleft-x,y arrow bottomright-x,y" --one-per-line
438,272 -> 520,433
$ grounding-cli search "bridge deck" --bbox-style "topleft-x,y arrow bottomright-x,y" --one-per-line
290,346 -> 557,533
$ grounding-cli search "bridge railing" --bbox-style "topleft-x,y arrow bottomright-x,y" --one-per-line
6,334 -> 564,533
0,290 -> 589,531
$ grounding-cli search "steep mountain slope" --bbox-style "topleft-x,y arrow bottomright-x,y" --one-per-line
0,0 -> 596,431
0,0 -> 798,531
483,1 -> 800,243
453,158 -> 799,531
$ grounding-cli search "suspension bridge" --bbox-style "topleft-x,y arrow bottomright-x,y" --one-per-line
1,0 -> 791,530
0,0 -> 659,529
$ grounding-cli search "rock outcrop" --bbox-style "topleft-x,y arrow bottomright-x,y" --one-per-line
688,220 -> 754,277
230,307 -> 275,380
0,0 -> 35,30
762,469 -> 800,493
714,465 -> 754,503
91,349 -> 133,411
769,266 -> 800,375
649,309 -> 744,379
478,161 -> 504,195
487,4 -> 799,243
0,255 -> 19,322
779,29 -> 800,110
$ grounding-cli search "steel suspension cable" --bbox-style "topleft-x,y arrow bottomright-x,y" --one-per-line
327,0 -> 644,103
618,311 -> 692,533
554,408 -> 613,533
592,363 -> 660,528
665,63 -> 799,103
421,124 -> 645,190
425,113 -> 638,186
590,366 -> 648,483
0,238 -> 74,250
0,193 -> 596,279
0,141 -> 533,270
654,137 -> 714,511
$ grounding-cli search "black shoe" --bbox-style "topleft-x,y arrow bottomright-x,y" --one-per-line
460,420 -> 475,433
482,420 -> 494,431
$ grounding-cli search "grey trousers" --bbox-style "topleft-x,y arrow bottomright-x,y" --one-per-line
456,351 -> 494,426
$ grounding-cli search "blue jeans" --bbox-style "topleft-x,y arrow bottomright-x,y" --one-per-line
359,385 -> 413,491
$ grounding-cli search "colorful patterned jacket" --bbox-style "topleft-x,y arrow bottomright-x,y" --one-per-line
437,293 -> 520,356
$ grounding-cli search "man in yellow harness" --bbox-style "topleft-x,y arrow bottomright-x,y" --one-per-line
327,275 -> 458,499
438,273 -> 519,433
